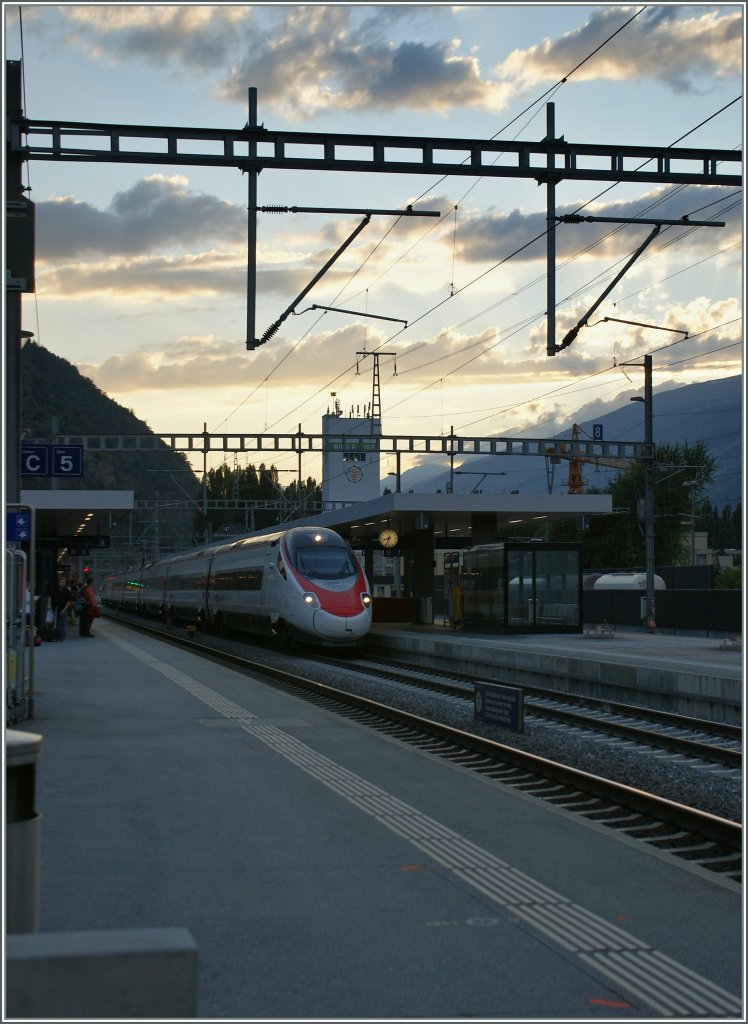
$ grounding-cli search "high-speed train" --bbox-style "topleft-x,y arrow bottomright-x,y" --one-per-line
102,526 -> 372,647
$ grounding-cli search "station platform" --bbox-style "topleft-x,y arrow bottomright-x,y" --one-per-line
8,617 -> 743,1019
369,622 -> 744,724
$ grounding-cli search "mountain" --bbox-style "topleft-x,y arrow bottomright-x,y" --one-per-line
20,341 -> 201,554
21,340 -> 199,498
393,375 -> 742,508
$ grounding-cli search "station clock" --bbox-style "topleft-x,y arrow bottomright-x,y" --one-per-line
378,527 -> 399,549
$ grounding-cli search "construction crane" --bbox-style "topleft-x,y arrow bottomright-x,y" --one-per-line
545,424 -> 634,494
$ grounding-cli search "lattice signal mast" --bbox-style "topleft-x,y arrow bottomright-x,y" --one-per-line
356,350 -> 397,426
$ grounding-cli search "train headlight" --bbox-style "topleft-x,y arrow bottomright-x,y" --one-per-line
303,592 -> 320,608
361,593 -> 372,609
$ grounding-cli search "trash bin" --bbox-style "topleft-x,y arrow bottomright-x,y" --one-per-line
6,729 -> 42,932
412,596 -> 433,625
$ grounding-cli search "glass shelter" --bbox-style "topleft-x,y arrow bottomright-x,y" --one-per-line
462,542 -> 582,633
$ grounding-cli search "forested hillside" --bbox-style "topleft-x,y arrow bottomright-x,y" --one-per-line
21,340 -> 197,498
19,342 -> 321,560
21,341 -> 201,558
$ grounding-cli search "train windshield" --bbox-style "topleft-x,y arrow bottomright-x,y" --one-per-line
293,544 -> 358,581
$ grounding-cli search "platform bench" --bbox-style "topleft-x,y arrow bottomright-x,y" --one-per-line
537,603 -> 578,625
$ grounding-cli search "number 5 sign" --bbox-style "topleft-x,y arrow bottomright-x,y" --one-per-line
52,445 -> 84,476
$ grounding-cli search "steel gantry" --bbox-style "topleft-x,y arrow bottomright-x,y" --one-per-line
5,62 -> 742,502
7,73 -> 741,356
31,429 -> 652,461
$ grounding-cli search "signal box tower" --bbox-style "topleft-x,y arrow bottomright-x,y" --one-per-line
321,389 -> 382,510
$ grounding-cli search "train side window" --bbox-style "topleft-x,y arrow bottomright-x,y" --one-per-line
244,567 -> 263,591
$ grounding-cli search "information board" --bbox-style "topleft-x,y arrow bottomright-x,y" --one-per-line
474,682 -> 524,732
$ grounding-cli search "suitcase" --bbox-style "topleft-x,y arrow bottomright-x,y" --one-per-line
42,611 -> 57,642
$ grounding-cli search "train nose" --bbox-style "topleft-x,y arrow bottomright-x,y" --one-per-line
312,609 -> 369,640
313,611 -> 352,634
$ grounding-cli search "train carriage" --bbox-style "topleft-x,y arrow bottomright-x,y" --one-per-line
207,533 -> 275,635
104,526 -> 372,647
162,547 -> 214,625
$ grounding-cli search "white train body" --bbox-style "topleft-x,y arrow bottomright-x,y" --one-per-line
592,572 -> 666,590
103,526 -> 372,646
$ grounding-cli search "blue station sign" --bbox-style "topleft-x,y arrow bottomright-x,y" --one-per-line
6,510 -> 32,542
21,444 -> 84,477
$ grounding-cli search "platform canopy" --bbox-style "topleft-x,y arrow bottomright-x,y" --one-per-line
248,492 -> 613,548
19,489 -> 134,546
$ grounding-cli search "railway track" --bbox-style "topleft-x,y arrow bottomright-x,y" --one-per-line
316,653 -> 743,771
105,611 -> 742,884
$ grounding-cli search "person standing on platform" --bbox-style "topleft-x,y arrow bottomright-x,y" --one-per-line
67,576 -> 79,626
52,576 -> 73,641
79,575 -> 98,638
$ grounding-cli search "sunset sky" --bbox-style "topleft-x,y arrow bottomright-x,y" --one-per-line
3,3 -> 743,482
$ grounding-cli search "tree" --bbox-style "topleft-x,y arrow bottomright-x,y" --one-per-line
551,442 -> 716,569
699,501 -> 742,551
714,566 -> 741,589
193,461 -> 323,539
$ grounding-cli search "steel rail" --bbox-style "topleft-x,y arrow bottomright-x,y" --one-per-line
106,611 -> 741,856
326,654 -> 742,768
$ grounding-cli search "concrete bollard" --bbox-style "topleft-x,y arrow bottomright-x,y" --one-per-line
6,928 -> 198,1018
5,729 -> 43,933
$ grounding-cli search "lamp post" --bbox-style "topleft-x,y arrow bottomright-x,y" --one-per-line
627,354 -> 656,631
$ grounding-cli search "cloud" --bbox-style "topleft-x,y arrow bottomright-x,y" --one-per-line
37,174 -> 738,304
37,252 -> 313,301
496,7 -> 742,93
77,335 -> 256,391
58,5 -> 250,71
221,17 -> 513,118
454,186 -> 742,265
34,177 -> 456,299
32,5 -> 742,124
36,174 -> 245,258
50,5 -> 512,118
76,322 -> 375,393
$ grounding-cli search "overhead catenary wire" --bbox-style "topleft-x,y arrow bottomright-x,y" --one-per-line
383,185 -> 740,401
215,5 -> 654,434
259,181 -> 740,449
212,40 -> 740,485
344,143 -> 739,432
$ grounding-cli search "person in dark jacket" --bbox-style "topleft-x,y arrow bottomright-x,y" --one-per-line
51,576 -> 73,641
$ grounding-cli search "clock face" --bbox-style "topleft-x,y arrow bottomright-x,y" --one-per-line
379,528 -> 399,549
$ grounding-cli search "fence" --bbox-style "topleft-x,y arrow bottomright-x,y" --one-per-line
583,589 -> 742,634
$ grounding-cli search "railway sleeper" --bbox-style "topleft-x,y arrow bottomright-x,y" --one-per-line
512,779 -> 568,794
694,852 -> 743,868
582,809 -> 647,825
449,752 -> 495,766
548,795 -> 612,811
518,783 -> 572,798
620,822 -> 689,841
656,836 -> 736,855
